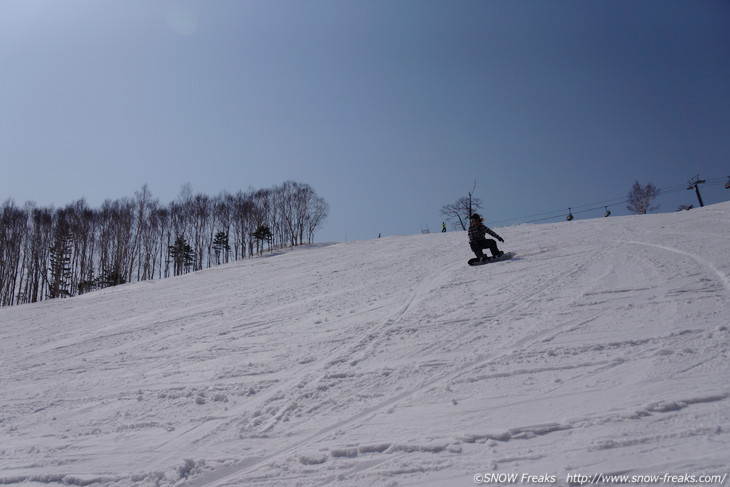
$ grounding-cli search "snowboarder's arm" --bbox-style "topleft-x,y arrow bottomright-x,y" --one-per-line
485,226 -> 504,243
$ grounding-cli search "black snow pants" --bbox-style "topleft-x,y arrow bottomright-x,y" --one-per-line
470,239 -> 500,259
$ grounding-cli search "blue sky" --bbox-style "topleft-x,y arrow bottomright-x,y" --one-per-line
1,0 -> 728,242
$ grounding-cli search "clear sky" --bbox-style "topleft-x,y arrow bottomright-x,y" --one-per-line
1,0 -> 728,242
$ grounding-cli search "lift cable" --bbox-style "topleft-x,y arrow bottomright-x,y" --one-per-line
486,176 -> 727,227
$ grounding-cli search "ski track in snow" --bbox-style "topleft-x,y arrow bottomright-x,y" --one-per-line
1,203 -> 729,486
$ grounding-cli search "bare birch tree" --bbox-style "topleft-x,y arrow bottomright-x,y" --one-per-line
0,181 -> 329,307
626,181 -> 660,215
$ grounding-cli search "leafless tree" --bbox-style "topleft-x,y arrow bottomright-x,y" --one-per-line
26,206 -> 54,303
305,194 -> 329,244
626,181 -> 660,215
441,183 -> 483,230
0,181 -> 329,307
0,200 -> 28,306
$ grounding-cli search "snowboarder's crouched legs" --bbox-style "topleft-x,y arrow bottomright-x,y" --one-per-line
470,239 -> 500,259
468,213 -> 505,261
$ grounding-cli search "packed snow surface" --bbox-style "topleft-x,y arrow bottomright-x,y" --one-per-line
2,203 -> 729,487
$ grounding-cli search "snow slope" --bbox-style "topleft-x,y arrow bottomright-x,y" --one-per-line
1,203 -> 729,487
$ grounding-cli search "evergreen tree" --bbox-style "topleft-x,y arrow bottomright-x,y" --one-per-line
97,268 -> 126,288
48,226 -> 73,298
169,235 -> 195,275
252,225 -> 273,255
212,231 -> 230,265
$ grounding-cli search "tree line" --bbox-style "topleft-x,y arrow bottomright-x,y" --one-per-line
0,181 -> 328,307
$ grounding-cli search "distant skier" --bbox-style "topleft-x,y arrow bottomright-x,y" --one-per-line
468,213 -> 504,261
442,222 -> 447,233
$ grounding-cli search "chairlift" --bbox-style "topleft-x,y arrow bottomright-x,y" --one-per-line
604,206 -> 611,217
687,174 -> 706,189
566,208 -> 574,221
687,175 -> 707,207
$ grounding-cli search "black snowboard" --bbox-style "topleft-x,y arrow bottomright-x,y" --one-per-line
468,251 -> 515,266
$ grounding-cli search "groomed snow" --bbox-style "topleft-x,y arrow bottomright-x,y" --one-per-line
1,202 -> 729,487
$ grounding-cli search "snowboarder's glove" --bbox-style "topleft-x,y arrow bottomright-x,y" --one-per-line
498,237 -> 504,243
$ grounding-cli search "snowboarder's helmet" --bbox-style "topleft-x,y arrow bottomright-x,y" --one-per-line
470,213 -> 481,221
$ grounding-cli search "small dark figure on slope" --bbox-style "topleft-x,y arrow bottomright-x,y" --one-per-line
468,213 -> 504,262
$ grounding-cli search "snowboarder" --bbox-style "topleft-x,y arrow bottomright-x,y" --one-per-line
442,222 -> 447,233
468,213 -> 504,261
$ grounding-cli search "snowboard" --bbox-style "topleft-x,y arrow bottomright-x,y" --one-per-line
468,251 -> 515,266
